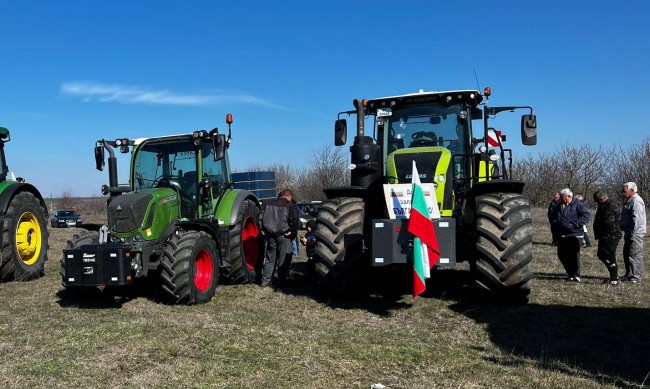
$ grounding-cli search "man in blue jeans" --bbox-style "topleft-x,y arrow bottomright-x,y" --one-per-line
550,188 -> 591,282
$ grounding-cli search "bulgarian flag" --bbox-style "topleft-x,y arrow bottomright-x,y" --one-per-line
407,161 -> 440,297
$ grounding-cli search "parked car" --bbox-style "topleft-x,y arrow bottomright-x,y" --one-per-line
51,209 -> 82,228
297,201 -> 320,230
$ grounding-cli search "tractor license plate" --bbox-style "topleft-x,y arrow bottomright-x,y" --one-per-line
377,108 -> 392,117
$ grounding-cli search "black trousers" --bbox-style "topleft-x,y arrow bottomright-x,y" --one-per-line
597,237 -> 620,280
557,236 -> 581,278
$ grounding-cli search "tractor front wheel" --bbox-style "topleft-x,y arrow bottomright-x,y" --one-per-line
221,199 -> 262,284
161,230 -> 219,304
313,197 -> 366,292
1,191 -> 48,281
474,192 -> 533,304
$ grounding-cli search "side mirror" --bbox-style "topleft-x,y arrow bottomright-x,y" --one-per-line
334,119 -> 347,146
521,114 -> 537,146
94,145 -> 105,171
213,134 -> 226,161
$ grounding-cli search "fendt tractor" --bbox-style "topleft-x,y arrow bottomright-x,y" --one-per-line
60,115 -> 263,304
0,127 -> 49,282
313,87 -> 538,303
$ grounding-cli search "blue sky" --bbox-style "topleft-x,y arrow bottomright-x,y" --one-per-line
1,1 -> 648,197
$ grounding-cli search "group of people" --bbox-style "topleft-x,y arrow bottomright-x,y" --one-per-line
259,189 -> 317,288
548,182 -> 646,285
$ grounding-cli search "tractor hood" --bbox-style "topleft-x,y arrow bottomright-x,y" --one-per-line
107,188 -> 180,237
386,147 -> 454,216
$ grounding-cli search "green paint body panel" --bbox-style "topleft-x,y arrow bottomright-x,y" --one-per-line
385,146 -> 454,217
110,187 -> 180,240
213,188 -> 242,228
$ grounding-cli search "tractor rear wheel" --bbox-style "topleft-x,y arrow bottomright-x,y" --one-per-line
474,193 -> 533,304
313,197 -> 366,291
161,230 -> 219,304
1,191 -> 48,281
221,199 -> 262,284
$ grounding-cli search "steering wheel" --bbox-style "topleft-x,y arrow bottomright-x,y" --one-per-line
153,175 -> 182,191
410,131 -> 438,147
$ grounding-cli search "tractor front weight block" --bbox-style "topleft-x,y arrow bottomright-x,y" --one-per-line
64,244 -> 135,287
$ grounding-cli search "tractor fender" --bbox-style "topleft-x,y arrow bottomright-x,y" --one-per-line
0,182 -> 48,217
470,180 -> 525,200
215,189 -> 260,226
323,186 -> 368,200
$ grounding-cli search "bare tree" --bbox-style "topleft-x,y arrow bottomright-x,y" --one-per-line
57,189 -> 76,210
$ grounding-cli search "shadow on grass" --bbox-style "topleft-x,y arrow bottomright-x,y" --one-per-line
279,264 -> 475,317
55,281 -> 162,309
449,300 -> 650,387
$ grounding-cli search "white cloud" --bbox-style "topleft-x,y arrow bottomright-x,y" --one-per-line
60,81 -> 284,109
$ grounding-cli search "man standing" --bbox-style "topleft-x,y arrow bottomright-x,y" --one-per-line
550,188 -> 591,282
548,191 -> 562,246
592,190 -> 622,285
620,182 -> 646,283
260,189 -> 300,287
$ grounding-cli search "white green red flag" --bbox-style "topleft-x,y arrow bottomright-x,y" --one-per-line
407,161 -> 440,297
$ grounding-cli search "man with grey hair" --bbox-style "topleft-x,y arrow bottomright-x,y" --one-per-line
549,188 -> 591,281
620,182 -> 646,283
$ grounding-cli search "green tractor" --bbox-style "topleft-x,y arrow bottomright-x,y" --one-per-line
60,115 -> 263,304
314,87 -> 538,303
0,127 -> 49,282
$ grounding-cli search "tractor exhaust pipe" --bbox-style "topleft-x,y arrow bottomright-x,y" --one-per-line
354,99 -> 365,138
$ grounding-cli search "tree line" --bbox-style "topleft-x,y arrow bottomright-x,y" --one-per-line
511,137 -> 650,207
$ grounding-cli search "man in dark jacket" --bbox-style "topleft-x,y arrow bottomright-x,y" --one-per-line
260,189 -> 300,287
550,188 -> 591,281
592,190 -> 622,285
548,191 -> 561,246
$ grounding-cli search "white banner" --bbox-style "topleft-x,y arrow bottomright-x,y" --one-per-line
383,184 -> 441,219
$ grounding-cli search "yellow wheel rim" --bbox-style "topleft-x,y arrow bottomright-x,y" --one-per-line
15,211 -> 42,265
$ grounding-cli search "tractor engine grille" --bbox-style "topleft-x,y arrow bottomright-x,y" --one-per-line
107,193 -> 153,233
393,152 -> 442,183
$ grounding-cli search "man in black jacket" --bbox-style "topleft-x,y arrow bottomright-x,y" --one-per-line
260,189 -> 300,287
548,191 -> 561,246
593,190 -> 622,285
550,188 -> 591,281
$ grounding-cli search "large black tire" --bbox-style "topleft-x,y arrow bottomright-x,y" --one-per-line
313,197 -> 366,291
59,231 -> 100,295
474,193 -> 533,304
0,191 -> 49,281
220,199 -> 263,284
160,230 -> 219,304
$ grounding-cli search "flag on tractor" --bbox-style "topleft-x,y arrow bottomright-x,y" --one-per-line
407,161 -> 440,297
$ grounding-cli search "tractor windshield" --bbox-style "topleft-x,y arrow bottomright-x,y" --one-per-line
133,138 -> 227,200
384,103 -> 467,154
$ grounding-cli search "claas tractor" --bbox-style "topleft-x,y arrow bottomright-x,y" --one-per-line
313,88 -> 538,303
60,115 -> 263,304
0,127 -> 49,282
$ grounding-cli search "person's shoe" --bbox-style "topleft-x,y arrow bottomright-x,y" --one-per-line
605,279 -> 618,286
565,277 -> 575,282
573,276 -> 581,282
630,279 -> 641,284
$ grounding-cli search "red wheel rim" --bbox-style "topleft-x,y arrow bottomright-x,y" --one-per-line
194,248 -> 213,292
242,216 -> 260,270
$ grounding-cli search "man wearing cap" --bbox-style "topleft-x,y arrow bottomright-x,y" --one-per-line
549,188 -> 591,282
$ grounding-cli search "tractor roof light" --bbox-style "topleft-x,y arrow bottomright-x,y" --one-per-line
489,153 -> 500,162
119,145 -> 129,153
226,113 -> 233,125
115,138 -> 129,146
484,87 -> 492,97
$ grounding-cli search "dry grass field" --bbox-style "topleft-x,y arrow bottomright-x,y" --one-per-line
0,208 -> 648,388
